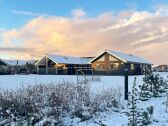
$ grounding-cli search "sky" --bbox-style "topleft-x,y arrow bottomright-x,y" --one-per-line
0,0 -> 168,65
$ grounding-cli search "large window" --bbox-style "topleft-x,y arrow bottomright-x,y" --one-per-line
109,63 -> 119,69
131,64 -> 134,70
55,64 -> 65,69
97,55 -> 105,61
109,56 -> 118,61
96,63 -> 105,70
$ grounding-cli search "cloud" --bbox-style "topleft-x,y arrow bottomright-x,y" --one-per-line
0,47 -> 33,52
12,10 -> 48,17
71,9 -> 87,18
1,7 -> 168,64
100,11 -> 153,31
155,4 -> 168,16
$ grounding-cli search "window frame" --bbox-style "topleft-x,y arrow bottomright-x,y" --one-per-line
97,55 -> 105,62
109,62 -> 120,69
130,64 -> 134,70
96,63 -> 105,70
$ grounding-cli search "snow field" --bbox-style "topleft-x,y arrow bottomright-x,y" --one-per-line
0,72 -> 168,126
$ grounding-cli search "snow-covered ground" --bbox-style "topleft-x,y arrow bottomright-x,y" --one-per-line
64,96 -> 168,126
0,72 -> 167,91
0,72 -> 168,126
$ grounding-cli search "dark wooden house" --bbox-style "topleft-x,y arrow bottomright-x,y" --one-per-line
90,50 -> 152,75
36,54 -> 93,75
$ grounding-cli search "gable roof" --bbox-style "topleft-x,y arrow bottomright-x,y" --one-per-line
90,50 -> 152,64
36,54 -> 93,65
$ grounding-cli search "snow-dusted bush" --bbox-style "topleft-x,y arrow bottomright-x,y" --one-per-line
128,78 -> 155,126
140,106 -> 154,125
128,77 -> 141,126
140,70 -> 168,100
7,63 -> 37,75
0,81 -> 121,125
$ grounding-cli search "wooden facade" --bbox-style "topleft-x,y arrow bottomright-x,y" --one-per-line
36,51 -> 152,75
91,52 -> 151,75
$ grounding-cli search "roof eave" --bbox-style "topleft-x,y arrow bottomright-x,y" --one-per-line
106,50 -> 127,63
126,61 -> 152,65
35,55 -> 58,66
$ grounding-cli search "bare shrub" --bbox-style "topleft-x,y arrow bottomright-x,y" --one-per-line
0,81 -> 122,125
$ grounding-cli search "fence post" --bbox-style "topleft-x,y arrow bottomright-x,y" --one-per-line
92,69 -> 93,81
124,68 -> 128,100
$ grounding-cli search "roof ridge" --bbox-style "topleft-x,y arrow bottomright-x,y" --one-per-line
90,49 -> 152,64
47,54 -> 80,58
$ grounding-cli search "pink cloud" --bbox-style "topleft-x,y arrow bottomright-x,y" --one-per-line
1,8 -> 168,64
71,9 -> 87,18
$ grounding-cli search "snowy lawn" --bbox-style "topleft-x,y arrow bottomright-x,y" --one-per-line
0,72 -> 167,92
0,72 -> 168,126
64,96 -> 168,126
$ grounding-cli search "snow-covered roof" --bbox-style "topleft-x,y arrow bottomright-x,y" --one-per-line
2,60 -> 36,66
36,54 -> 93,65
90,50 -> 152,64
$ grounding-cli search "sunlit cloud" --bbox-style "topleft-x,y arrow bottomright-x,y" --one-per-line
12,10 -> 49,17
0,47 -> 33,52
71,9 -> 87,18
1,7 -> 168,64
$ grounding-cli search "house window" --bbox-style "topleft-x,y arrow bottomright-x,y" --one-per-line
109,56 -> 118,61
97,55 -> 105,61
142,65 -> 146,72
96,63 -> 105,70
109,63 -> 119,69
131,64 -> 134,70
55,64 -> 65,69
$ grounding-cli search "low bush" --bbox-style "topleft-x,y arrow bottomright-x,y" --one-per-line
0,81 -> 121,125
139,70 -> 168,101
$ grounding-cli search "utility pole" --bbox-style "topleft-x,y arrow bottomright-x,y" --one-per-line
124,68 -> 129,100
